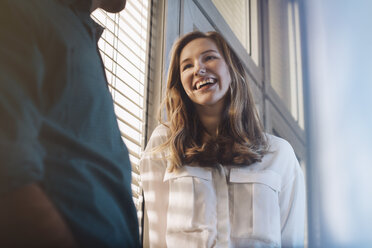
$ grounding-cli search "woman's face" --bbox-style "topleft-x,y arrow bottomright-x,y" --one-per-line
179,38 -> 231,109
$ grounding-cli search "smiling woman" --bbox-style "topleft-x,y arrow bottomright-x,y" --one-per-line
159,31 -> 269,170
140,31 -> 305,247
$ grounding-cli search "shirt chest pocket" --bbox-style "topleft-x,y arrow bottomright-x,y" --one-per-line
163,166 -> 216,232
229,169 -> 282,246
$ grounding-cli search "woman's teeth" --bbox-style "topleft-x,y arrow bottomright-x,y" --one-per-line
196,78 -> 216,90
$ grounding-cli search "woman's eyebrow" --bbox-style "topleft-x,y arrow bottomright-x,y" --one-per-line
201,49 -> 219,55
180,49 -> 219,65
180,57 -> 191,65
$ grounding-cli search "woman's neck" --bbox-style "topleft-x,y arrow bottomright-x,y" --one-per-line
195,100 -> 225,137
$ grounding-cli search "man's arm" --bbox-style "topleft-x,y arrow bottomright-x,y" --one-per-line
0,2 -> 78,246
0,183 -> 78,247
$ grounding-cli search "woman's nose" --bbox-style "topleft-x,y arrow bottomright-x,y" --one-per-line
194,62 -> 206,76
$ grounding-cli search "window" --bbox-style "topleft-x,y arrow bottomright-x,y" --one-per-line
267,0 -> 304,129
211,0 -> 259,65
91,0 -> 151,231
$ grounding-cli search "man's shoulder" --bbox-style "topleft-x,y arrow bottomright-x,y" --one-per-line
1,0 -> 62,16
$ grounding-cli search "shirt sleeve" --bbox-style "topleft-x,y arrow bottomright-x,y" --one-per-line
279,144 -> 306,248
139,125 -> 170,248
0,1 -> 45,197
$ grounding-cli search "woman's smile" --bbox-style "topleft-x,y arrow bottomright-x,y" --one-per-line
194,77 -> 218,90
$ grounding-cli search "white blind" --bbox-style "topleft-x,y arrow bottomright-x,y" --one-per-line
91,0 -> 150,227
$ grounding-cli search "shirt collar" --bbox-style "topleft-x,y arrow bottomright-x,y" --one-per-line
59,0 -> 104,42
93,22 -> 105,42
59,0 -> 92,12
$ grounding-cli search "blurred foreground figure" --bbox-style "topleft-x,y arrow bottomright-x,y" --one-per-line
303,1 -> 372,247
0,0 -> 140,247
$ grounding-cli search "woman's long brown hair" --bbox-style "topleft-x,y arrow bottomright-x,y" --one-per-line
157,31 -> 268,172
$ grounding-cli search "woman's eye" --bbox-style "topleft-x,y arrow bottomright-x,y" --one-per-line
182,64 -> 192,71
205,55 -> 216,61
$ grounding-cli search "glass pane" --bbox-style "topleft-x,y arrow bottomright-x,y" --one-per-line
212,0 -> 259,65
267,0 -> 304,129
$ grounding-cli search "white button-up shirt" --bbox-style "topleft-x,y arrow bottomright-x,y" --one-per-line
140,125 -> 305,248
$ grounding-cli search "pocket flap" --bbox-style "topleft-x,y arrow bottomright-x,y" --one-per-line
229,169 -> 281,192
164,165 -> 212,182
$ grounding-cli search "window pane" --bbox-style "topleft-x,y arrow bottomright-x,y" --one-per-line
268,0 -> 304,129
212,0 -> 259,65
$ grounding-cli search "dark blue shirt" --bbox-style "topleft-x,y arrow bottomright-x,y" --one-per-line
0,0 -> 140,247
